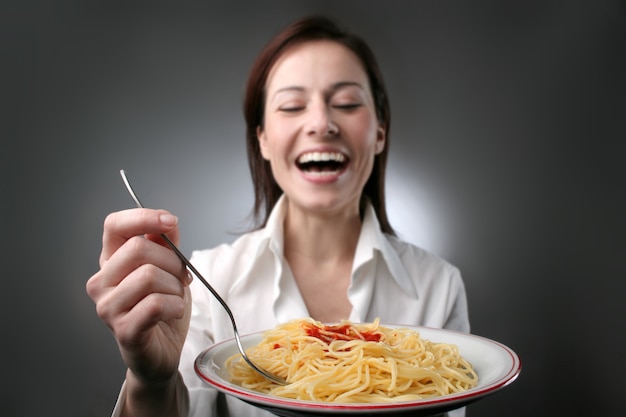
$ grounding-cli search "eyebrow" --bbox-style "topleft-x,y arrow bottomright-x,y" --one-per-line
272,81 -> 366,97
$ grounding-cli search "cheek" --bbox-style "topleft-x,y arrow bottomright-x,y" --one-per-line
263,118 -> 294,148
353,115 -> 383,149
259,129 -> 291,164
267,117 -> 293,136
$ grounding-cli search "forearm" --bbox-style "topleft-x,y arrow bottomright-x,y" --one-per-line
121,369 -> 189,417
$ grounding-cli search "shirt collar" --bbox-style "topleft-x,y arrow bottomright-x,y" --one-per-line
263,195 -> 287,258
354,201 -> 417,296
259,196 -> 418,311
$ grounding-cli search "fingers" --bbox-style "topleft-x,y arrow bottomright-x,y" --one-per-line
86,236 -> 192,349
86,207 -> 191,315
116,292 -> 187,348
96,263 -> 187,323
85,207 -> 193,383
99,278 -> 190,349
98,235 -> 188,290
100,208 -> 180,265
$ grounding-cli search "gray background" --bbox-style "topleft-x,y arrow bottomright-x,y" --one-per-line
3,1 -> 625,416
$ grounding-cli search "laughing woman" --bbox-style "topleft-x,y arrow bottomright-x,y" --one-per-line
86,15 -> 469,417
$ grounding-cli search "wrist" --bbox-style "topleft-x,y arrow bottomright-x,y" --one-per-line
122,369 -> 183,417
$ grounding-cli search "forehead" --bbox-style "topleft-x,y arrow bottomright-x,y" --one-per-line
265,40 -> 369,92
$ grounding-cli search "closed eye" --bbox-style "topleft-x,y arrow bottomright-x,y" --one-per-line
333,103 -> 362,111
279,106 -> 305,113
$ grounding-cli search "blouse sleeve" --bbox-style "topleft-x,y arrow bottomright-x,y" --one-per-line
177,253 -> 221,417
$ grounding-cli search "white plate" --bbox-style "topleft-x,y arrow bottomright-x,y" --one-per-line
195,325 -> 521,416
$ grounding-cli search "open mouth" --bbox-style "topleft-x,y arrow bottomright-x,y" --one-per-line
296,152 -> 348,176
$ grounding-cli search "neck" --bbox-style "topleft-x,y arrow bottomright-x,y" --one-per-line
283,201 -> 362,263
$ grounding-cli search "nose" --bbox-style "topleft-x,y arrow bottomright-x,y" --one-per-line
306,101 -> 338,137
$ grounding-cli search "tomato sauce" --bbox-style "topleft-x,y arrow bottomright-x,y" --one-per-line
302,322 -> 382,344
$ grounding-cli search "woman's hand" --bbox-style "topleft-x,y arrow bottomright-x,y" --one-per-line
86,208 -> 192,414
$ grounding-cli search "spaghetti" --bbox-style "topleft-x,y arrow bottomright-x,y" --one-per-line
226,318 -> 478,403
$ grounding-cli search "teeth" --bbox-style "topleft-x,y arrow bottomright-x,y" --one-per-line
306,170 -> 341,177
298,152 -> 345,164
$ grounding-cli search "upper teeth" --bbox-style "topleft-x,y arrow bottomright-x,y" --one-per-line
298,152 -> 345,164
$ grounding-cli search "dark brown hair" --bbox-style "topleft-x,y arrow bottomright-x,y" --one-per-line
243,15 -> 394,235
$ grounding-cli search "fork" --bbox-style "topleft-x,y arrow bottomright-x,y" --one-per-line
119,169 -> 287,385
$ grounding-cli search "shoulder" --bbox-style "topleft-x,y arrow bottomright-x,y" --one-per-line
191,228 -> 266,260
189,229 -> 269,286
191,196 -> 286,265
372,234 -> 469,332
385,234 -> 460,275
381,234 -> 464,296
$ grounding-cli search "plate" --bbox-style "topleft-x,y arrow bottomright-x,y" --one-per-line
195,325 -> 521,416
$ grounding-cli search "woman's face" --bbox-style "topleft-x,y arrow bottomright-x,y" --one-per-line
258,40 -> 385,217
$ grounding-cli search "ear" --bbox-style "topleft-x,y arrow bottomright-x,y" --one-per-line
257,126 -> 270,160
375,125 -> 386,154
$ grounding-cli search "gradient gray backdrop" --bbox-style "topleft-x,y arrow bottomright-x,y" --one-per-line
3,1 -> 625,416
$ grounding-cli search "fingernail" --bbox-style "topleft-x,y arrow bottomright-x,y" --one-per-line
160,213 -> 178,227
186,271 -> 194,285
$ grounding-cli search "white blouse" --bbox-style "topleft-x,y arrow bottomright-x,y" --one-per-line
112,196 -> 469,417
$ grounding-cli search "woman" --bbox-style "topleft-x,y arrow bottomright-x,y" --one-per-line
86,15 -> 470,417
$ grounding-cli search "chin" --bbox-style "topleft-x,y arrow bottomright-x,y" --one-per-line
286,192 -> 360,216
